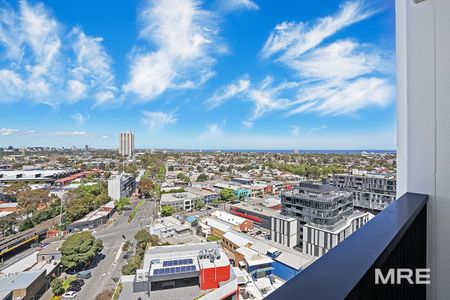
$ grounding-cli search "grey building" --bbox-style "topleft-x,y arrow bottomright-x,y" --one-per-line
328,173 -> 396,211
108,174 -> 135,201
279,182 -> 353,248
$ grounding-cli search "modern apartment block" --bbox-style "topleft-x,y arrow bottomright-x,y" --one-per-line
328,172 -> 396,211
107,174 -> 135,201
119,131 -> 135,157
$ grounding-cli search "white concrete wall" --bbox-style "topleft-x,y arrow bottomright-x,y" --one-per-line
396,0 -> 450,298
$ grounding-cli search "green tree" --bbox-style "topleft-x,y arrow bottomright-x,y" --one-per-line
196,174 -> 208,182
220,188 -> 236,202
17,189 -> 51,214
61,232 -> 103,270
115,197 -> 131,212
51,278 -> 65,296
138,178 -> 154,197
134,229 -> 152,246
211,198 -> 220,206
196,199 -> 205,209
161,205 -> 174,217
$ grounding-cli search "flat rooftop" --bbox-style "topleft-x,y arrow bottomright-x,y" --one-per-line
160,192 -> 200,203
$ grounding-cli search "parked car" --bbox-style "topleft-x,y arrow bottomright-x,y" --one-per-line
70,279 -> 85,287
76,270 -> 91,279
67,285 -> 81,292
62,291 -> 77,299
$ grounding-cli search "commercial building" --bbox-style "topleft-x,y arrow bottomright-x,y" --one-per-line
211,211 -> 253,232
133,242 -> 238,299
0,270 -> 47,300
66,201 -> 115,232
108,174 -> 135,201
328,172 -> 396,211
150,216 -> 192,240
222,231 -> 253,254
230,202 -> 279,230
160,192 -> 201,212
119,131 -> 135,157
0,169 -> 75,185
213,183 -> 250,200
199,218 -> 231,238
184,187 -> 220,204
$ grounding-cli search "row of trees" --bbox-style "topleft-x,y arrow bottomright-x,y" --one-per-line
122,229 -> 159,275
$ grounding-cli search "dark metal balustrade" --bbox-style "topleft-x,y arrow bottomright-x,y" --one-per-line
266,192 -> 428,300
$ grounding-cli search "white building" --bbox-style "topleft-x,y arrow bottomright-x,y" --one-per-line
302,211 -> 373,257
107,174 -> 135,201
270,214 -> 298,248
119,131 -> 135,157
150,216 -> 192,240
160,192 -> 201,211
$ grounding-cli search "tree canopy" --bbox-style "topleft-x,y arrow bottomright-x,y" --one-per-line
196,173 -> 208,182
115,197 -> 131,212
220,188 -> 236,202
161,205 -> 174,217
60,231 -> 103,270
138,177 -> 154,197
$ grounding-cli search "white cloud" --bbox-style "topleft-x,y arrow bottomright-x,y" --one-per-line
69,27 -> 116,104
0,1 -> 115,106
206,76 -> 250,108
123,0 -> 224,100
261,0 -> 376,60
70,113 -> 89,125
142,111 -> 177,131
200,121 -> 225,138
290,125 -> 328,137
53,131 -> 92,136
252,0 -> 393,119
219,0 -> 259,12
0,128 -> 20,136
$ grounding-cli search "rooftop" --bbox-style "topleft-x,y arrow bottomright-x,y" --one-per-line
0,270 -> 45,291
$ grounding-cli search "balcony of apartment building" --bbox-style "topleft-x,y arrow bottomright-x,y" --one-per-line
267,0 -> 450,299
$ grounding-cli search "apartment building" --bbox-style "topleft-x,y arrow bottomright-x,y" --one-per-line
119,131 -> 135,157
107,174 -> 135,201
328,171 -> 396,211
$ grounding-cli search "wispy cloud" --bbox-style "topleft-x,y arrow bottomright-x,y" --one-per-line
259,0 -> 393,117
142,111 -> 177,131
206,76 -> 250,108
0,128 -> 20,136
0,1 -> 116,105
218,0 -> 259,12
290,125 -> 328,137
70,113 -> 89,125
0,128 -> 97,137
123,0 -> 225,100
208,0 -> 392,125
200,121 -> 225,138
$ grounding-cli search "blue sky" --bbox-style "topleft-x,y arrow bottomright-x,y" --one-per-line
0,0 -> 396,150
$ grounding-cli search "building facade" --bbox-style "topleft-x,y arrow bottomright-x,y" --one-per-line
119,131 -> 135,157
270,214 -> 298,248
328,173 -> 396,211
160,192 -> 201,212
108,174 -> 135,201
280,182 -> 353,247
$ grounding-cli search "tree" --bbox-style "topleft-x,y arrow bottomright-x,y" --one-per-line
211,198 -> 220,207
61,232 -> 103,270
196,174 -> 208,182
3,182 -> 30,200
134,229 -> 152,246
51,278 -> 65,296
115,197 -> 131,212
138,178 -> 154,197
161,205 -> 174,217
17,189 -> 51,214
195,199 -> 205,209
220,188 -> 236,202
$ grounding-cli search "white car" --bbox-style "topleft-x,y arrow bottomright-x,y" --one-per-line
62,291 -> 77,299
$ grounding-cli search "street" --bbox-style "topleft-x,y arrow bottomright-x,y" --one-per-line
74,198 -> 156,299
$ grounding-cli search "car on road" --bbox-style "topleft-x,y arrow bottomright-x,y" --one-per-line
76,270 -> 91,279
70,279 -> 85,287
62,291 -> 77,298
67,285 -> 81,292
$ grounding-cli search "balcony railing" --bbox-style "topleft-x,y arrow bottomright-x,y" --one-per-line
266,192 -> 428,300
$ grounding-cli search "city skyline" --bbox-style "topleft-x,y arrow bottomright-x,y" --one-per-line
0,0 -> 395,150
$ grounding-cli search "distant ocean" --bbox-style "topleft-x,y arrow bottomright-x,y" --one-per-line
157,149 -> 397,154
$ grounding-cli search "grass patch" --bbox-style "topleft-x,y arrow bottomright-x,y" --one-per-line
62,275 -> 76,291
128,199 -> 145,223
207,235 -> 221,242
